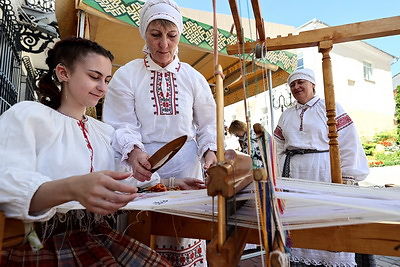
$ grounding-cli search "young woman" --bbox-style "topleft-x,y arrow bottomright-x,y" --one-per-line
0,37 -> 169,266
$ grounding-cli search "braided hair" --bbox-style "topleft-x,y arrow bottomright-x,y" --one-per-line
38,37 -> 114,109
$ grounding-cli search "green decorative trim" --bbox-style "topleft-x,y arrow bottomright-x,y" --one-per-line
82,0 -> 297,72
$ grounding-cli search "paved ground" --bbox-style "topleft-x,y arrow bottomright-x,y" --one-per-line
239,166 -> 400,266
360,166 -> 400,266
375,255 -> 400,267
239,254 -> 400,266
359,165 -> 400,187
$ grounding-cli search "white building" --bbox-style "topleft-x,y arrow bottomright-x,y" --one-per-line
222,18 -> 396,138
394,72 -> 400,91
292,19 -> 396,138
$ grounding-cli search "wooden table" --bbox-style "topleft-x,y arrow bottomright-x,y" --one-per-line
2,210 -> 399,257
126,211 -> 400,257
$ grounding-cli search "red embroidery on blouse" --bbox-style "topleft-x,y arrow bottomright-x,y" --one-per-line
77,120 -> 94,172
176,62 -> 181,72
298,98 -> 320,131
299,107 -> 308,131
151,71 -> 178,115
274,126 -> 284,141
336,113 -> 353,131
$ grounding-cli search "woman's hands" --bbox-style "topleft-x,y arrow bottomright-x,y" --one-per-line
30,171 -> 139,216
203,149 -> 217,170
162,178 -> 206,190
70,171 -> 138,215
128,146 -> 153,182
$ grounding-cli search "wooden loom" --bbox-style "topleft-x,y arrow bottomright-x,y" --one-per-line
204,5 -> 400,265
202,6 -> 400,264
199,4 -> 400,266
2,3 -> 400,266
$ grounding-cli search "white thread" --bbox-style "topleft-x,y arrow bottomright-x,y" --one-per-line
169,176 -> 175,188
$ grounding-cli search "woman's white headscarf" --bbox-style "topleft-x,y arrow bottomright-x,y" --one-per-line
139,0 -> 183,55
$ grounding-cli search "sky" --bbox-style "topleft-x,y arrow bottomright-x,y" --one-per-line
174,0 -> 400,75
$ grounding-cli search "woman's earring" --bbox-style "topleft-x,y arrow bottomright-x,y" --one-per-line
52,70 -> 61,92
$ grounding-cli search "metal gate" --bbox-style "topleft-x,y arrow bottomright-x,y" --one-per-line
0,0 -> 22,114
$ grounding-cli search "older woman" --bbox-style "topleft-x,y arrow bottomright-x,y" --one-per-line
273,68 -> 370,266
103,0 -> 217,266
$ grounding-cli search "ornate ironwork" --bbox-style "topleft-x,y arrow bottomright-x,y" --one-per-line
35,68 -> 48,81
272,85 -> 293,112
17,25 -> 57,53
17,0 -> 58,54
0,0 -> 22,114
25,0 -> 55,13
21,56 -> 39,101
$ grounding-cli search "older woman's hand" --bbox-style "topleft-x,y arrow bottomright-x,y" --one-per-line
128,146 -> 153,182
174,178 -> 206,190
203,149 -> 217,170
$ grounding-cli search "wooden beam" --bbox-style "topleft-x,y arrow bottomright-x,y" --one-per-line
228,0 -> 244,44
2,217 -> 25,251
227,16 -> 400,54
289,223 -> 400,257
207,227 -> 249,267
126,211 -> 400,257
318,41 -> 342,183
221,68 -> 289,106
0,211 -> 4,252
250,0 -> 265,41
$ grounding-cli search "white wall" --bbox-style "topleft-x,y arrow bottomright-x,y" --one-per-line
295,20 -> 396,138
394,72 -> 400,91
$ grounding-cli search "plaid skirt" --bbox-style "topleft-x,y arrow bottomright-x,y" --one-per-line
1,224 -> 170,266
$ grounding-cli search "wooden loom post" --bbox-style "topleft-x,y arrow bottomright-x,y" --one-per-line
215,64 -> 226,247
319,40 -> 342,184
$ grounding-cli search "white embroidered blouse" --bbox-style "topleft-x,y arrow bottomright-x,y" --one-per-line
0,101 -> 115,222
103,55 -> 217,164
273,96 -> 369,182
273,96 -> 368,266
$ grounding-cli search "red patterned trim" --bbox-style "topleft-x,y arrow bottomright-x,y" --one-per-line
143,57 -> 150,68
336,113 -> 353,131
299,107 -> 308,131
157,240 -> 204,267
151,71 -> 178,115
77,120 -> 94,172
274,126 -> 285,141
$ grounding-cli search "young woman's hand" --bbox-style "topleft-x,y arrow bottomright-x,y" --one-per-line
30,171 -> 139,216
70,171 -> 138,215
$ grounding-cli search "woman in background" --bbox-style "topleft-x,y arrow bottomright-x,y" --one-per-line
273,68 -> 370,267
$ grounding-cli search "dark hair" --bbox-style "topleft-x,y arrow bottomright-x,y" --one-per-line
38,37 -> 114,109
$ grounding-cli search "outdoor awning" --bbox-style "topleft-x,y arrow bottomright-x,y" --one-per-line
55,0 -> 297,106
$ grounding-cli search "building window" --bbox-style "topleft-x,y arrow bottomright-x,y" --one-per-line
363,61 -> 374,81
297,53 -> 304,69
